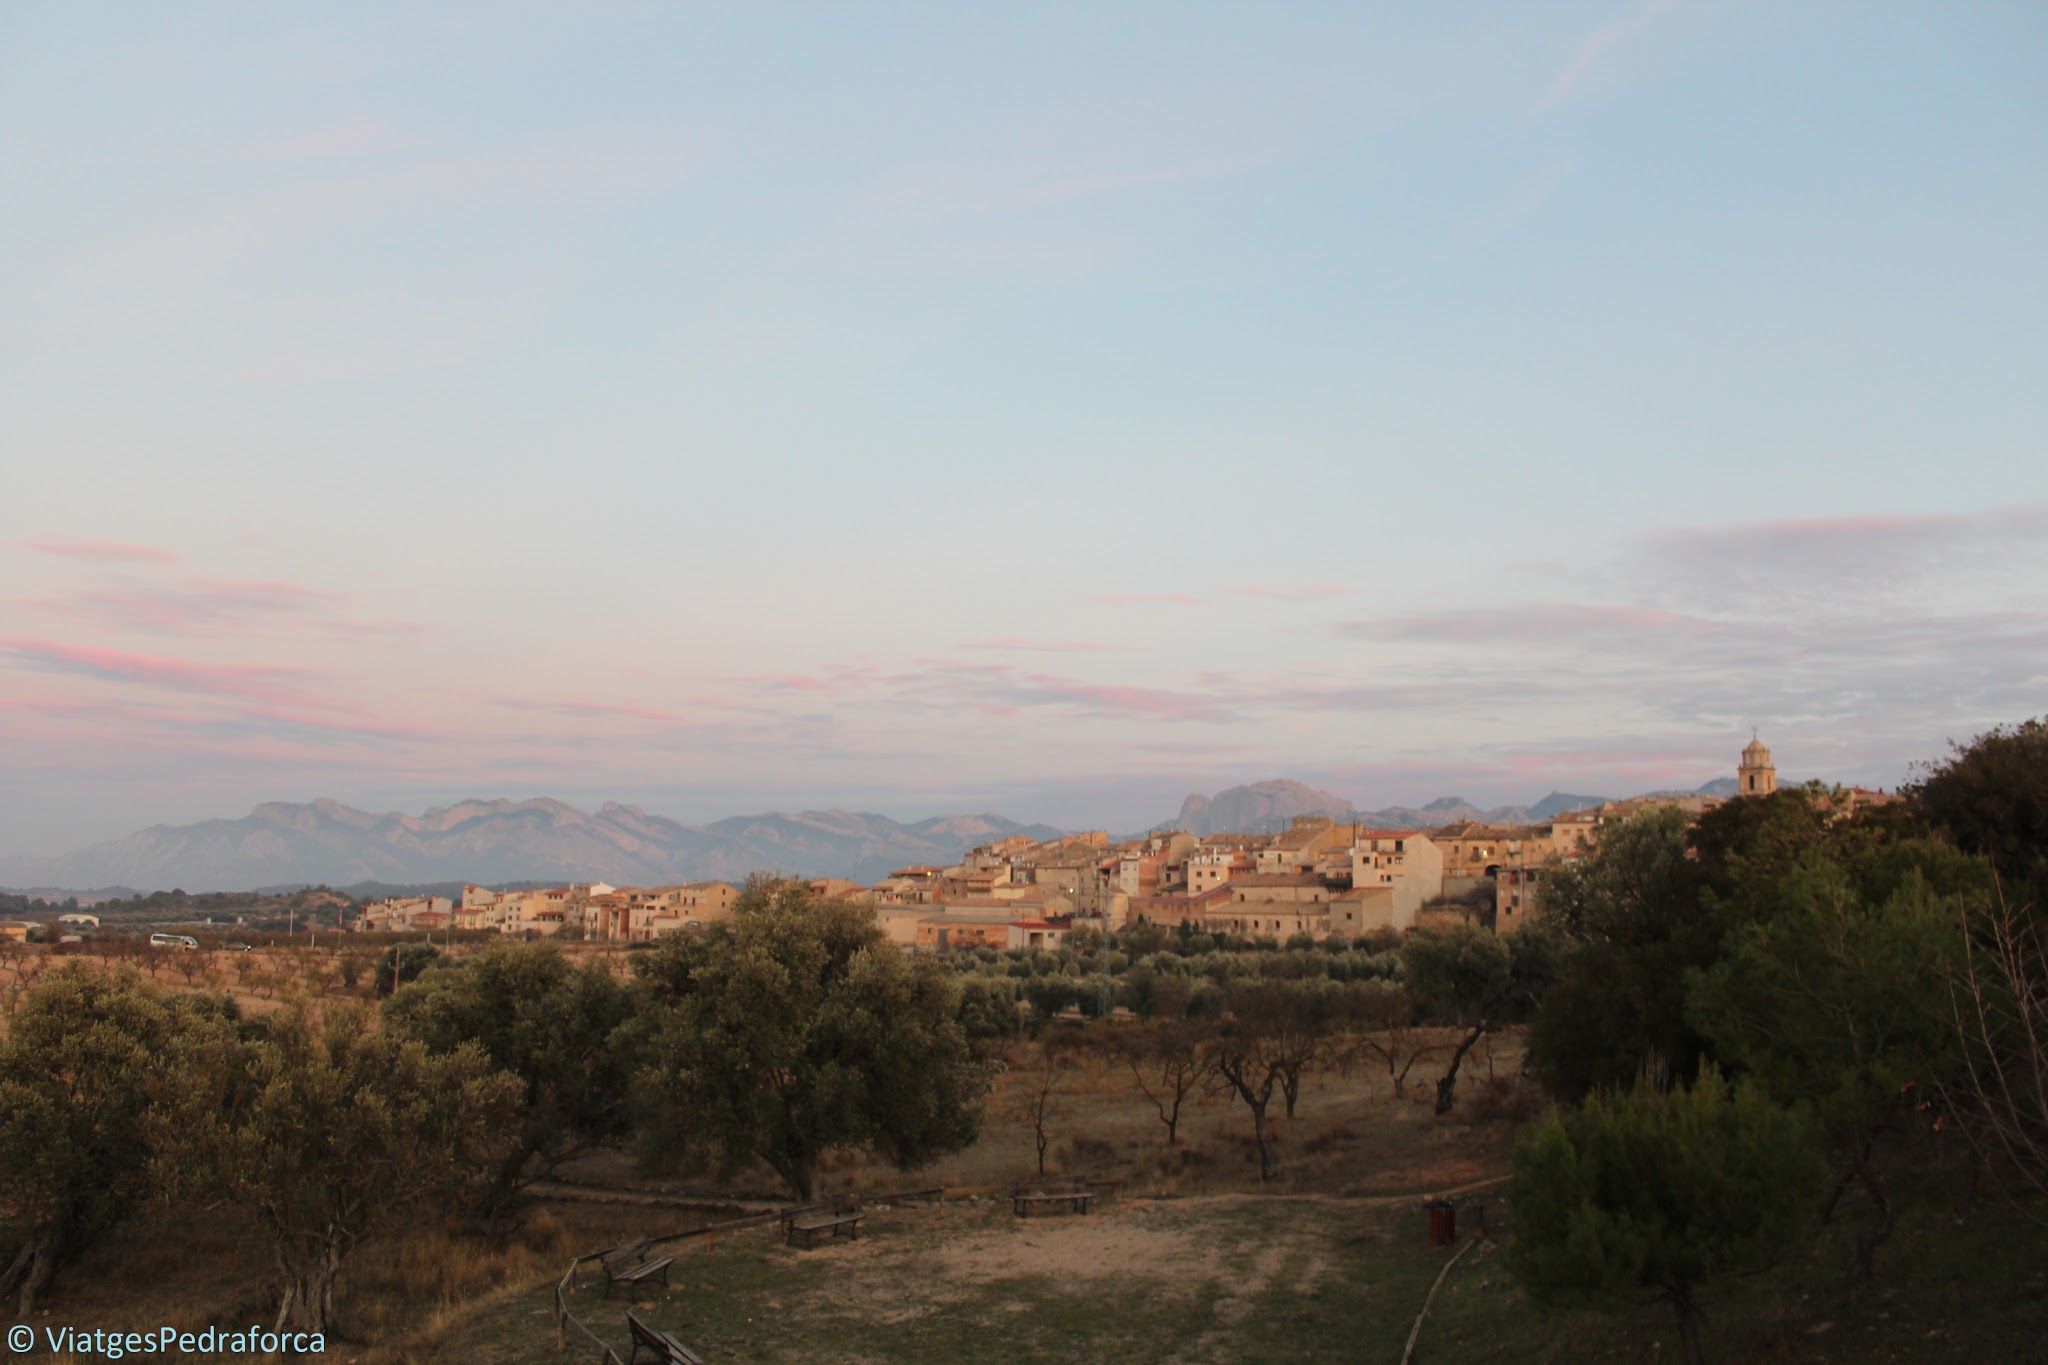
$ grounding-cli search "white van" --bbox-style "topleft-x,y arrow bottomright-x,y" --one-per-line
149,933 -> 201,951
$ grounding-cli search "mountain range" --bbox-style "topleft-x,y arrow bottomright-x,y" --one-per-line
1165,777 -> 1737,837
0,775 -> 1742,895
0,799 -> 1062,894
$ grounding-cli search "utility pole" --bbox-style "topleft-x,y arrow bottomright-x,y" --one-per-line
1097,863 -> 1114,1021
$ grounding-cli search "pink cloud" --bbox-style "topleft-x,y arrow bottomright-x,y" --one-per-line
1016,675 -> 1231,723
961,637 -> 1115,653
494,696 -> 679,724
17,578 -> 422,640
16,538 -> 184,566
1228,584 -> 1347,602
717,665 -> 881,696
1090,593 -> 1212,608
1539,0 -> 1678,110
0,637 -> 325,707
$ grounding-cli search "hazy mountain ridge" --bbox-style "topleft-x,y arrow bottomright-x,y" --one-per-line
0,799 -> 1063,894
3,776 -> 1745,895
1161,778 -> 1730,836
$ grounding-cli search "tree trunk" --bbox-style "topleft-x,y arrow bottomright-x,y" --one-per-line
0,1240 -> 30,1307
275,1238 -> 344,1335
1670,1285 -> 1705,1365
1435,1026 -> 1487,1115
1819,1133 -> 1873,1225
1280,1066 -> 1302,1119
1249,1099 -> 1277,1181
1852,1165 -> 1894,1282
8,1232 -> 58,1318
767,1152 -> 817,1203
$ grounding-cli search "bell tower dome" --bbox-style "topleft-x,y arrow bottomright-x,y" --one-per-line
1739,735 -> 1776,796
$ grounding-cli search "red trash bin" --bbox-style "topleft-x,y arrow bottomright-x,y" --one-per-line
1425,1198 -> 1456,1246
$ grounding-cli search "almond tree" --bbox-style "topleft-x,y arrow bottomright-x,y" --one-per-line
1120,1022 -> 1210,1146
1205,985 -> 1321,1180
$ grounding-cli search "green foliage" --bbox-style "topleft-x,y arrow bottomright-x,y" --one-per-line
636,877 -> 990,1200
373,941 -> 442,996
1507,1066 -> 1825,1364
1529,809 -> 1717,1102
1401,922 -> 1514,1026
1401,920 -> 1518,1112
1689,863 -> 1959,1134
1686,860 -> 1962,1276
384,941 -> 641,1205
0,964 -> 231,1315
955,974 -> 1024,1041
1907,717 -> 2048,914
164,1001 -> 522,1334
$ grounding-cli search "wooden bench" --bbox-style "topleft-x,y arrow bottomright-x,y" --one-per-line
624,1309 -> 703,1365
1007,1179 -> 1093,1217
600,1238 -> 675,1300
778,1193 -> 859,1244
786,1210 -> 863,1248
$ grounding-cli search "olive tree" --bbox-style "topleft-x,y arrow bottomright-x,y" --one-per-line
166,1002 -> 521,1334
636,878 -> 990,1200
1401,922 -> 1514,1114
0,964 -> 224,1315
385,941 -> 641,1212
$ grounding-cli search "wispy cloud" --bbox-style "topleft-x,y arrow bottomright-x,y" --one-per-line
1538,0 -> 1679,111
1090,593 -> 1212,609
716,665 -> 884,696
493,696 -> 678,724
901,659 -> 1236,725
17,538 -> 184,566
18,577 -> 421,640
0,637 -> 327,707
1621,503 -> 2048,613
1228,584 -> 1347,603
961,637 -> 1115,653
1340,602 -> 1723,645
235,113 -> 422,162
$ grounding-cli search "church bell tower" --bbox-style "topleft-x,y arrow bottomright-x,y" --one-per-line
1739,735 -> 1776,796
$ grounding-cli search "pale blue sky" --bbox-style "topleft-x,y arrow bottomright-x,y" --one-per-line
3,2 -> 2045,854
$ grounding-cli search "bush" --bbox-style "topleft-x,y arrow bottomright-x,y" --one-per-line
1507,1066 -> 1823,1365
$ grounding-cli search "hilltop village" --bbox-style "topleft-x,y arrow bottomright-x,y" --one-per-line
357,739 -> 1899,947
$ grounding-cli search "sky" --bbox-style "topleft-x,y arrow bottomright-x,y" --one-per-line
2,2 -> 2045,856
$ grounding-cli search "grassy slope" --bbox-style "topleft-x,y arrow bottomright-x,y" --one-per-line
434,1179 -> 2047,1365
